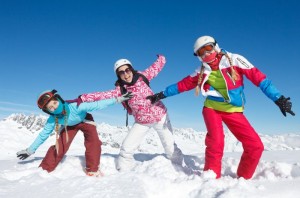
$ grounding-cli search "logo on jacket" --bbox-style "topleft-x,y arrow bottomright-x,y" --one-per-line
237,57 -> 250,68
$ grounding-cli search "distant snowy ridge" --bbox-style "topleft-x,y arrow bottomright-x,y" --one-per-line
4,113 -> 300,152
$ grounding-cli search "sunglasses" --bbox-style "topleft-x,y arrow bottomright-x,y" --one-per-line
117,67 -> 132,76
196,43 -> 215,57
37,89 -> 57,109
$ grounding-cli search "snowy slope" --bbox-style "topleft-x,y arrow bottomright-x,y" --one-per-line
1,114 -> 300,198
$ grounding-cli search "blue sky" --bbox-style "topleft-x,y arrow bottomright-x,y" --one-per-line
0,0 -> 299,134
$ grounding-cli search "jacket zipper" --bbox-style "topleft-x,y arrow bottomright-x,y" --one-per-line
226,71 -> 236,86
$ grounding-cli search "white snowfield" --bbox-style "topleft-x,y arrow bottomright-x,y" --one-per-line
1,114 -> 300,198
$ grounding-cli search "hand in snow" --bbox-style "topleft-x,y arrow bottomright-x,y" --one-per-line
16,148 -> 34,160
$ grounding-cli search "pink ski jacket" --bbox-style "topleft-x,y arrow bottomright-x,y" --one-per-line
80,55 -> 167,124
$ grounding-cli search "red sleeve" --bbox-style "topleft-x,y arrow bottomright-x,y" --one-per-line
241,67 -> 266,87
177,75 -> 199,92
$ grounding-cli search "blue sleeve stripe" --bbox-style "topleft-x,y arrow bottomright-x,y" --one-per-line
259,78 -> 281,101
164,83 -> 179,97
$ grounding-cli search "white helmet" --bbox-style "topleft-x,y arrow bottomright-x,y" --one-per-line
114,59 -> 132,73
193,35 -> 217,54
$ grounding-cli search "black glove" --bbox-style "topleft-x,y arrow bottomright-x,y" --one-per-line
275,95 -> 295,117
65,95 -> 83,107
116,92 -> 134,103
146,91 -> 166,104
16,148 -> 34,160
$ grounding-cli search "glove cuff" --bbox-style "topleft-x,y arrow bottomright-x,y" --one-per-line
26,148 -> 35,155
159,91 -> 166,99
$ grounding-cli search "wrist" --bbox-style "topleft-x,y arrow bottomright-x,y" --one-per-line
159,91 -> 166,99
26,148 -> 35,155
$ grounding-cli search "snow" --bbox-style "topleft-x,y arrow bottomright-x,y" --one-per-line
1,114 -> 300,198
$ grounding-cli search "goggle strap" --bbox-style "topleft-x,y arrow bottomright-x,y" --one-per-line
51,89 -> 57,94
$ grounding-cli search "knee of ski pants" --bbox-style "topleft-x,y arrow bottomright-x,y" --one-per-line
252,141 -> 264,155
244,139 -> 264,154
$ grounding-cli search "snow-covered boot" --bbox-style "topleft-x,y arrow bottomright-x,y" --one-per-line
85,170 -> 104,177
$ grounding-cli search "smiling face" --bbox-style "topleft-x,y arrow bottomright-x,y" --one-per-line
45,99 -> 59,112
117,65 -> 133,83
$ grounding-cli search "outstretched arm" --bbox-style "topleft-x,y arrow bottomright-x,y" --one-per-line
17,118 -> 55,160
79,92 -> 134,111
141,54 -> 166,81
146,83 -> 180,104
66,88 -> 121,106
233,54 -> 295,117
146,71 -> 200,104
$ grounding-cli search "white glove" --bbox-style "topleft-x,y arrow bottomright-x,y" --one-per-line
116,92 -> 134,103
16,148 -> 34,160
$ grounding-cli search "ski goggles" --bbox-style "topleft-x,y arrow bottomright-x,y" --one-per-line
196,43 -> 215,57
37,89 -> 57,109
117,67 -> 132,76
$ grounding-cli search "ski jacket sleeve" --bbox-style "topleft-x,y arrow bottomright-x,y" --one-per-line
140,55 -> 166,81
232,54 -> 281,102
28,116 -> 55,153
80,87 -> 121,102
163,68 -> 200,97
258,78 -> 281,101
77,98 -> 117,112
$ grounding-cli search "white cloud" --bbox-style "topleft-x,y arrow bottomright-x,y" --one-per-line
0,101 -> 35,108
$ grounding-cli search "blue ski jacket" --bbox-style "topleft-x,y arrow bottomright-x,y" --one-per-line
28,98 -> 117,153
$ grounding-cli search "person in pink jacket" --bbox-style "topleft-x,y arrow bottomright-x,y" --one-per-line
69,55 -> 183,171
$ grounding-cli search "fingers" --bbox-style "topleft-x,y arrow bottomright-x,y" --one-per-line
288,110 -> 295,116
285,98 -> 295,116
281,109 -> 287,117
17,154 -> 28,160
123,92 -> 134,99
127,92 -> 134,98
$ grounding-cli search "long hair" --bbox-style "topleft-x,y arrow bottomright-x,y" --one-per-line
195,65 -> 204,96
224,53 -> 239,82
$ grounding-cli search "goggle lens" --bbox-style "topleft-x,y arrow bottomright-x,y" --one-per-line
37,90 -> 56,109
197,44 -> 214,57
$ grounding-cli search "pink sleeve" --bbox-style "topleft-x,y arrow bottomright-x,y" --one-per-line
80,87 -> 121,102
140,55 -> 166,81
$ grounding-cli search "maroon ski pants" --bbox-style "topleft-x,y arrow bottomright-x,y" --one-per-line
39,115 -> 102,172
202,107 -> 264,179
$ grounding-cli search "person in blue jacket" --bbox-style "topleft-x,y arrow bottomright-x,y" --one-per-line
16,89 -> 132,177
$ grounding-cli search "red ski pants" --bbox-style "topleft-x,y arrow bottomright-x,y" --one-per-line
202,107 -> 264,179
39,117 -> 102,172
